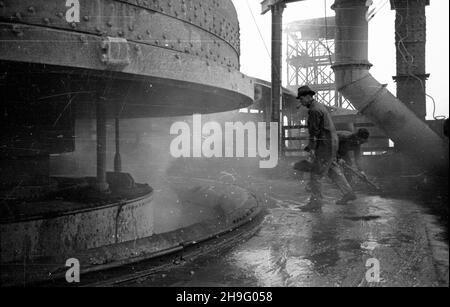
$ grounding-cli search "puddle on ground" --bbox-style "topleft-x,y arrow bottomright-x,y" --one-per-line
360,241 -> 380,251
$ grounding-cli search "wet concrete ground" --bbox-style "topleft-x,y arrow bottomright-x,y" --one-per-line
122,173 -> 449,287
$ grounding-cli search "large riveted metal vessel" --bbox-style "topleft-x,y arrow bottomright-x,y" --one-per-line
0,0 -> 261,286
0,0 -> 254,118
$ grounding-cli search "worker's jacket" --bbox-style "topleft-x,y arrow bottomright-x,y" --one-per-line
307,100 -> 338,164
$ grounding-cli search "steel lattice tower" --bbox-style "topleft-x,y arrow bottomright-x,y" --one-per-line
285,17 -> 353,109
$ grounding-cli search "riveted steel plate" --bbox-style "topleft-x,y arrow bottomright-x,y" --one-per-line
0,0 -> 253,117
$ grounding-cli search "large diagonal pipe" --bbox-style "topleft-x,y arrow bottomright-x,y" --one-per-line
332,0 -> 448,175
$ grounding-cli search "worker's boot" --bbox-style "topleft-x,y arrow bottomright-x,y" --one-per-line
300,174 -> 324,212
336,192 -> 357,206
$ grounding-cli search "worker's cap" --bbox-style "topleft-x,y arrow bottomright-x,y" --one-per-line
297,86 -> 316,99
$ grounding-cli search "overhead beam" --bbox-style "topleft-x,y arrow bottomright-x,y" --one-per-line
261,0 -> 305,15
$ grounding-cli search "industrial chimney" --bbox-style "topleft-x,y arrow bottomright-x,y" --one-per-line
390,0 -> 430,120
332,0 -> 448,175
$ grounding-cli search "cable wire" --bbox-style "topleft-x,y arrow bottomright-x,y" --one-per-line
245,0 -> 281,80
368,0 -> 389,21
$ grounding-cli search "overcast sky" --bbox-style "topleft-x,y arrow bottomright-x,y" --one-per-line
231,0 -> 449,120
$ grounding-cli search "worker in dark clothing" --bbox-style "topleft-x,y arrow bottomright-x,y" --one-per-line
337,129 -> 370,184
297,86 -> 356,210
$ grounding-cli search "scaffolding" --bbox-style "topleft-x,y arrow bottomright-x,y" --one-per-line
285,17 -> 354,110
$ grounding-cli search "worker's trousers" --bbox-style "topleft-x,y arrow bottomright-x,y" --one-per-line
310,137 -> 353,199
340,153 -> 355,184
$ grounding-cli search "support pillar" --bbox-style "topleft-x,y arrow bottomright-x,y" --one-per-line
96,97 -> 109,192
271,2 -> 285,154
114,116 -> 122,173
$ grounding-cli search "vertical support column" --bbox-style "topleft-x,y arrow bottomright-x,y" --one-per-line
286,31 -> 290,92
390,0 -> 430,120
96,97 -> 109,192
114,116 -> 122,173
271,2 -> 285,154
